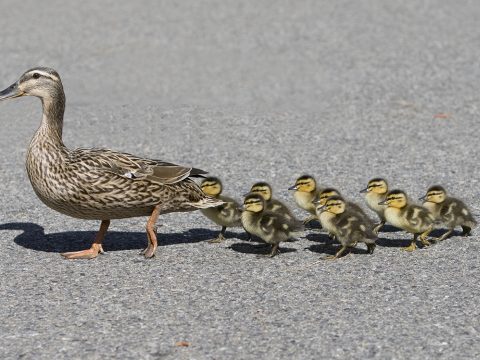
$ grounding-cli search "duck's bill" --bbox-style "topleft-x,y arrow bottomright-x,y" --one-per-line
359,187 -> 369,193
418,194 -> 427,201
288,185 -> 298,191
0,83 -> 23,101
378,200 -> 388,205
316,205 -> 326,212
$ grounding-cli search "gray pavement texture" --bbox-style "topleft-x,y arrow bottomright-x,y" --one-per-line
0,1 -> 479,359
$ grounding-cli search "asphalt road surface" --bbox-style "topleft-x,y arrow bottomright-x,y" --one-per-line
0,1 -> 479,359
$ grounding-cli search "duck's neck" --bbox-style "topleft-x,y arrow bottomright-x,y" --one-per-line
35,89 -> 66,147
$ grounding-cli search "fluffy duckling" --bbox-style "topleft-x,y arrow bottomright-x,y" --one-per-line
420,185 -> 477,241
379,190 -> 434,251
316,188 -> 371,224
241,193 -> 304,257
288,175 -> 322,224
249,182 -> 296,221
200,177 -> 242,243
360,178 -> 389,233
315,196 -> 377,259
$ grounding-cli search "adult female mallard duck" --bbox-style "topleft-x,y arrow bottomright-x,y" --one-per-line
0,67 -> 223,259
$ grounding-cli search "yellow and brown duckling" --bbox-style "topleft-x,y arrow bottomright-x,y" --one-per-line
200,177 -> 243,243
379,190 -> 434,251
316,187 -> 372,225
249,181 -> 296,222
288,175 -> 322,224
241,193 -> 304,257
420,185 -> 477,241
0,67 -> 224,259
360,178 -> 389,233
315,196 -> 377,260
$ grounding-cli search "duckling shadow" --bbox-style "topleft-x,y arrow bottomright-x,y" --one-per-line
229,242 -> 297,255
0,222 -> 218,253
307,244 -> 368,256
380,224 -> 402,233
375,237 -> 411,248
305,232 -> 335,245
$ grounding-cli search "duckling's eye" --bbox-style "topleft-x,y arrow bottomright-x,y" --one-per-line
32,73 -> 41,79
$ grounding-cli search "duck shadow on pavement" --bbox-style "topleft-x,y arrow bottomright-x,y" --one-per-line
229,242 -> 297,256
0,222 -> 219,254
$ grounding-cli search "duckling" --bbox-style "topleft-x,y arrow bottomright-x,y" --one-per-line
379,190 -> 434,251
288,175 -> 322,224
316,187 -> 372,224
315,196 -> 377,259
360,178 -> 389,233
419,185 -> 477,241
200,177 -> 243,243
241,193 -> 304,257
249,182 -> 296,221
0,67 -> 224,259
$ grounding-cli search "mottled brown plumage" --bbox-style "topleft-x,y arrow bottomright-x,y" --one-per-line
0,67 -> 223,259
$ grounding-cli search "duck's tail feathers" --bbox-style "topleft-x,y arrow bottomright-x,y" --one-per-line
189,167 -> 209,178
190,196 -> 225,209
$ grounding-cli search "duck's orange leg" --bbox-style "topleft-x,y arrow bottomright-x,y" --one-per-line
61,220 -> 110,259
142,205 -> 161,259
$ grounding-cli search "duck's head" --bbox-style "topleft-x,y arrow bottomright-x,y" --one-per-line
242,193 -> 265,213
378,190 -> 408,208
419,185 -> 446,203
200,177 -> 223,196
314,188 -> 340,206
288,175 -> 316,193
317,195 -> 346,215
249,182 -> 273,201
360,178 -> 388,194
0,67 -> 63,101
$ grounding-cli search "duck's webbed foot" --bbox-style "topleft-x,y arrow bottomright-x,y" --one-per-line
62,220 -> 110,260
142,206 -> 161,259
208,226 -> 226,243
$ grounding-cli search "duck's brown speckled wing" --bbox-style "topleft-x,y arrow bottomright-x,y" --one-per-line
68,148 -> 206,184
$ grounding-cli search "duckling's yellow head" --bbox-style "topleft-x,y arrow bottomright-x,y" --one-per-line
420,185 -> 446,204
250,182 -> 273,201
200,177 -> 223,196
360,178 -> 388,194
0,67 -> 63,101
320,196 -> 346,215
317,188 -> 340,206
242,193 -> 265,213
288,175 -> 316,193
379,190 -> 408,208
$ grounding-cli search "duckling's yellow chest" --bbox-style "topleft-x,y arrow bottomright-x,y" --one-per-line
365,192 -> 386,216
422,202 -> 441,219
293,191 -> 316,214
241,212 -> 262,237
319,212 -> 337,235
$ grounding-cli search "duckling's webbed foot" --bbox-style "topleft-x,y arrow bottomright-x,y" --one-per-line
373,221 -> 385,235
303,215 -> 317,225
419,225 -> 433,247
61,220 -> 110,260
208,226 -> 226,243
433,229 -> 453,242
402,240 -> 417,252
325,245 -> 348,260
461,225 -> 472,236
366,243 -> 376,254
143,206 -> 161,259
268,244 -> 280,257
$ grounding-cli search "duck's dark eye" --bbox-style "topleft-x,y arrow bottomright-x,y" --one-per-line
32,73 -> 40,79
